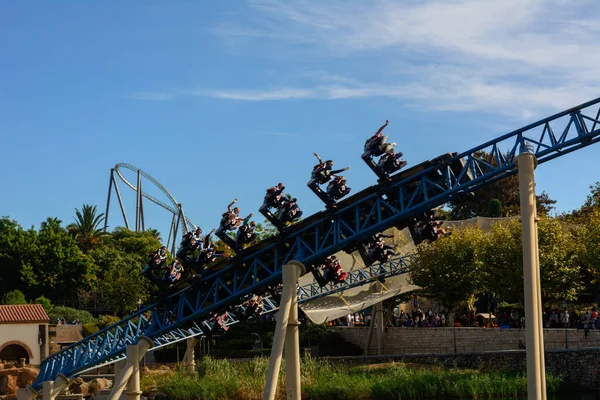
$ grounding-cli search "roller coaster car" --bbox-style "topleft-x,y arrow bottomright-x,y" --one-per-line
215,227 -> 238,252
207,312 -> 229,335
407,212 -> 446,245
325,177 -> 351,202
231,295 -> 264,321
307,178 -> 335,206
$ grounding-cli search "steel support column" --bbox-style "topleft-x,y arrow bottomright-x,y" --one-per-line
108,337 -> 153,400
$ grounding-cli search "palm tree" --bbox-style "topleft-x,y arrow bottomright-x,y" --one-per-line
146,228 -> 162,242
67,204 -> 106,252
40,217 -> 63,232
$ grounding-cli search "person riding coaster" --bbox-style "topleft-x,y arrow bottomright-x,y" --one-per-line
311,255 -> 348,287
377,148 -> 407,174
309,152 -> 349,185
278,197 -> 303,224
366,233 -> 396,263
219,199 -> 244,231
233,294 -> 264,320
259,183 -> 286,212
326,175 -> 351,200
363,120 -> 390,157
195,245 -> 229,269
163,260 -> 184,286
235,215 -> 261,250
143,246 -> 168,285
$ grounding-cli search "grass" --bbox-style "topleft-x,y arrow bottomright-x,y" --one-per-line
142,357 -> 568,400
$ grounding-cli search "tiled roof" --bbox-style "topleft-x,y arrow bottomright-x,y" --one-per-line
0,304 -> 50,324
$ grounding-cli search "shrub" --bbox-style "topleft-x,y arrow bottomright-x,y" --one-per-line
48,306 -> 96,324
82,323 -> 100,337
98,314 -> 121,329
34,296 -> 53,313
2,289 -> 27,305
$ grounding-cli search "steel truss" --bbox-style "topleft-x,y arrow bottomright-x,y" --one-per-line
33,254 -> 411,386
34,96 -> 600,389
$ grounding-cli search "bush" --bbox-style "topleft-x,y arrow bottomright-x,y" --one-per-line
34,296 -> 53,313
82,323 -> 100,337
2,289 -> 27,305
48,306 -> 96,324
98,314 -> 121,329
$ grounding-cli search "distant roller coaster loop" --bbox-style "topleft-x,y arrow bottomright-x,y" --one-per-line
112,163 -> 196,231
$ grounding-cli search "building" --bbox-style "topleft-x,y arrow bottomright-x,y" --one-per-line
0,304 -> 50,365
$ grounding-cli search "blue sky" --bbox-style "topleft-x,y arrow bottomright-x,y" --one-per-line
2,0 -> 600,240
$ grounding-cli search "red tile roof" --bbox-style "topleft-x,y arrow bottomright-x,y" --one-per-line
0,304 -> 50,324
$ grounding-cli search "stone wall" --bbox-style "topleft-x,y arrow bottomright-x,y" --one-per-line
327,349 -> 600,389
335,326 -> 600,354
333,326 -> 600,389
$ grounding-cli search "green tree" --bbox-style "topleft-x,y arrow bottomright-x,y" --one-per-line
67,204 -> 106,252
409,225 -> 488,311
0,217 -> 32,295
488,199 -> 503,218
86,229 -> 159,314
2,289 -> 27,304
34,296 -> 53,313
20,221 -> 97,302
448,152 -> 556,219
40,217 -> 64,232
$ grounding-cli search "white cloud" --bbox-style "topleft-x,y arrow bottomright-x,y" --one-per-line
206,0 -> 600,118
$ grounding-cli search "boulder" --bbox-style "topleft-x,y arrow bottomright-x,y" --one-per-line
88,378 -> 112,395
0,365 -> 39,395
16,368 -> 38,388
71,382 -> 90,397
68,377 -> 84,392
0,375 -> 18,395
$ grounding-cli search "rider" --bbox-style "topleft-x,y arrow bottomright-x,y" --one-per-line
278,197 -> 303,224
260,183 -> 286,211
377,147 -> 405,173
311,153 -> 349,184
367,233 -> 396,263
364,120 -> 390,157
143,246 -> 168,284
322,255 -> 347,285
326,175 -> 351,200
219,199 -> 246,231
163,260 -> 184,286
195,245 -> 229,268
236,215 -> 261,249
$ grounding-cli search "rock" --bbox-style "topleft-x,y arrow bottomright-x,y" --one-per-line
0,375 -> 18,395
16,368 -> 38,388
71,382 -> 90,396
88,378 -> 112,395
68,376 -> 84,392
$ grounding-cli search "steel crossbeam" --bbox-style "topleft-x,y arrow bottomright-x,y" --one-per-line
33,96 -> 600,389
32,254 -> 412,387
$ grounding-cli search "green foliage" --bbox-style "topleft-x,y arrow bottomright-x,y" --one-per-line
410,225 -> 488,310
448,151 -> 556,219
48,306 -> 96,324
85,228 -> 158,314
97,314 -> 121,329
82,323 -> 100,337
67,204 -> 106,252
146,358 -> 567,400
34,296 -> 53,313
411,217 -> 583,309
2,289 -> 27,305
488,198 -> 503,217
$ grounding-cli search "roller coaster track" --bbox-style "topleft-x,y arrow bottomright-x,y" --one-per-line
33,96 -> 600,389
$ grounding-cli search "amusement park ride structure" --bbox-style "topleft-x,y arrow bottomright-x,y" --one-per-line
104,163 -> 197,254
21,97 -> 600,399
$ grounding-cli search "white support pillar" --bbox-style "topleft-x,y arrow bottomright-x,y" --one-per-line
18,386 -> 38,400
184,338 -> 199,369
376,302 -> 384,355
263,260 -> 305,400
108,337 -> 153,400
285,283 -> 301,400
42,381 -> 54,400
517,145 -> 547,400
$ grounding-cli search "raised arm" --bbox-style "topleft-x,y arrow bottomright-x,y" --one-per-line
374,120 -> 389,136
313,152 -> 323,164
227,198 -> 238,211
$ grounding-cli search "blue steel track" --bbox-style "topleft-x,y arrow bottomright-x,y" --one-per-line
33,97 -> 600,388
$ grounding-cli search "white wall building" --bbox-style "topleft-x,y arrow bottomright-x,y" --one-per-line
0,304 -> 49,365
